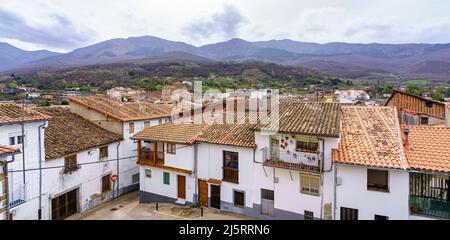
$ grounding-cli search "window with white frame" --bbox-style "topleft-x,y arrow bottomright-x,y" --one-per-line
99,146 -> 108,160
300,173 -> 320,196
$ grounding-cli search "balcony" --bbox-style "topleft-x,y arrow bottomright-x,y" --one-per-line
410,196 -> 450,219
138,148 -> 164,165
262,148 -> 322,173
8,184 -> 26,208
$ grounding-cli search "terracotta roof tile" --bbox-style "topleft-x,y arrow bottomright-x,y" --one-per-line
131,122 -> 206,145
197,113 -> 257,148
0,102 -> 50,125
34,107 -> 122,160
0,145 -> 19,157
334,106 -> 408,170
255,101 -> 340,137
68,96 -> 172,122
401,126 -> 450,173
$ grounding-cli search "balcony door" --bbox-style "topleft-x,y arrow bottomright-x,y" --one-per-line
270,137 -> 280,160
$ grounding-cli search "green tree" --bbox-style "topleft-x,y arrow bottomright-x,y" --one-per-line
405,85 -> 422,96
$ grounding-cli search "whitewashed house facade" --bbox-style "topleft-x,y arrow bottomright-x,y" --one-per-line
34,107 -> 123,220
0,103 -> 49,220
68,96 -> 171,194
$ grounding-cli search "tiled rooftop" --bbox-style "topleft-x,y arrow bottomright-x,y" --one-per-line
401,126 -> 450,173
333,106 -> 409,170
35,107 -> 123,160
68,96 -> 172,122
0,145 -> 19,157
0,102 -> 50,125
131,122 -> 206,145
255,101 -> 340,137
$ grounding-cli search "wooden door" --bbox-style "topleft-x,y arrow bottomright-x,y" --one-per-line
177,175 -> 186,199
51,188 -> 78,220
198,180 -> 208,207
210,185 -> 221,209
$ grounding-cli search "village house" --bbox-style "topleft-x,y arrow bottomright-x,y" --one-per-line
335,90 -> 370,104
332,106 -> 450,220
332,106 -> 410,220
132,101 -> 341,220
0,145 -> 20,220
67,96 -> 172,194
401,126 -> 450,220
385,90 -> 447,126
253,102 -> 340,220
34,107 -> 123,220
0,103 -> 50,220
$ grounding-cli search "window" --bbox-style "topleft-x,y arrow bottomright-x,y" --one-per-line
166,143 -> 176,154
145,169 -> 152,178
129,122 -> 135,133
99,146 -> 108,160
304,211 -> 314,220
295,136 -> 319,153
132,173 -> 140,184
101,174 -> 111,193
223,151 -> 239,183
340,207 -> 358,220
420,116 -> 429,125
425,101 -> 433,108
158,119 -> 163,125
300,173 -> 320,196
163,172 -> 170,185
64,155 -> 78,173
144,121 -> 150,128
17,136 -> 23,145
9,137 -> 15,146
374,215 -> 389,220
367,169 -> 389,192
234,191 -> 244,208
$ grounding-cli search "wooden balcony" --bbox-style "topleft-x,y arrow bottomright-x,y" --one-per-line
138,148 -> 164,165
223,167 -> 239,184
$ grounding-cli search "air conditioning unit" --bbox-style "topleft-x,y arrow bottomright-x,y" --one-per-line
336,177 -> 343,186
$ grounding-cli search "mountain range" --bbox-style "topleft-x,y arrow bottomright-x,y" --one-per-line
2,36 -> 450,80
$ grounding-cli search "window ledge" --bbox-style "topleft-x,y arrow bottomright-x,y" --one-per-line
367,187 -> 390,193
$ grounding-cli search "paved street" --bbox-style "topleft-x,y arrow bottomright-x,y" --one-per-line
68,191 -> 254,220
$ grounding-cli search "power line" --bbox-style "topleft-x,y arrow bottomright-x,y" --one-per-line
7,143 -> 194,173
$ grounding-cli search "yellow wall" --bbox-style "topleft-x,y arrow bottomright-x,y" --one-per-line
69,102 -> 124,136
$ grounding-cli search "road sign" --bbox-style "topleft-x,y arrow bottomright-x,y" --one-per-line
111,174 -> 118,182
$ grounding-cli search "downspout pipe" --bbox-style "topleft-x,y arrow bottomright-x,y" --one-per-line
38,121 -> 47,220
116,141 -> 121,198
4,154 -> 16,220
194,143 -> 198,205
333,165 -> 337,220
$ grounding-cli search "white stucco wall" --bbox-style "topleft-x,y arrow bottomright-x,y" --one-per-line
334,165 -> 410,220
41,143 -> 119,219
164,143 -> 195,171
0,121 -> 46,220
253,131 -> 338,219
197,143 -> 256,209
140,166 -> 195,203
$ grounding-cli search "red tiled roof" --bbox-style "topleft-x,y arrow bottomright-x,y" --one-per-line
34,107 -> 123,160
0,145 -> 19,157
68,96 -> 172,122
0,102 -> 50,125
333,106 -> 409,170
401,126 -> 450,173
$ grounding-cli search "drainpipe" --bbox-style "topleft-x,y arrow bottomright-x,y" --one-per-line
38,121 -> 47,220
333,165 -> 338,220
445,103 -> 449,128
194,143 -> 198,205
116,141 -> 121,198
4,155 -> 16,220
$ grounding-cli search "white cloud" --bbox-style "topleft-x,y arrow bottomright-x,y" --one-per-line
0,0 -> 448,52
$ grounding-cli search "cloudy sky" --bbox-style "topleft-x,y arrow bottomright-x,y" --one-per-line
0,0 -> 449,52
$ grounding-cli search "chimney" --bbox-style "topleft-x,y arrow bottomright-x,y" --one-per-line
402,128 -> 409,146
